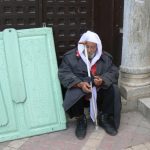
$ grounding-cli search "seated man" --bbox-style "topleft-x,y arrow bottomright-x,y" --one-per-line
58,31 -> 121,139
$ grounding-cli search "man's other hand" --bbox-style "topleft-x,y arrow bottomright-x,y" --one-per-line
77,82 -> 91,93
94,76 -> 103,87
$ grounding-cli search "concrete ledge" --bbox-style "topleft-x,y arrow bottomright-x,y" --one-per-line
138,98 -> 150,122
121,97 -> 138,113
119,84 -> 150,100
119,84 -> 150,112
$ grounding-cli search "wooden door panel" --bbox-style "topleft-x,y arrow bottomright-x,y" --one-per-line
43,0 -> 93,58
94,0 -> 123,65
0,0 -> 123,65
0,0 -> 42,30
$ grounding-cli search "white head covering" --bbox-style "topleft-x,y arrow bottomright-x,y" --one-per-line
78,31 -> 102,67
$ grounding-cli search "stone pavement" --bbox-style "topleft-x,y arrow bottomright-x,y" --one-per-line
0,111 -> 150,150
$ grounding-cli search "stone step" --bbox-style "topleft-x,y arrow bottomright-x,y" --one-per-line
138,98 -> 150,122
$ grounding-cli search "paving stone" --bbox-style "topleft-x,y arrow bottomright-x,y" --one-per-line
8,138 -> 28,149
130,126 -> 150,146
145,142 -> 150,150
18,141 -> 51,150
124,148 -> 132,150
0,142 -> 10,150
0,112 -> 150,150
120,112 -> 130,124
3,147 -> 16,150
131,144 -> 147,150
139,118 -> 150,129
121,111 -> 143,126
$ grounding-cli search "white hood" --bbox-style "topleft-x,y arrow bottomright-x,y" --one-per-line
78,30 -> 102,67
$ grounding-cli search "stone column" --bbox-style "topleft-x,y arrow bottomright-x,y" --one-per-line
119,0 -> 150,110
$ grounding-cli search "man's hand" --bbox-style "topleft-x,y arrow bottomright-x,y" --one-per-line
94,76 -> 103,87
77,82 -> 91,93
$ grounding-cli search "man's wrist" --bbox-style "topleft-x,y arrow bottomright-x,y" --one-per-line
77,82 -> 84,88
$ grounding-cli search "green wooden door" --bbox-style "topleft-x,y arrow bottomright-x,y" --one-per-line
0,28 -> 66,142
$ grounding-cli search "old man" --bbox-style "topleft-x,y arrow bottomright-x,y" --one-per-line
58,31 -> 121,139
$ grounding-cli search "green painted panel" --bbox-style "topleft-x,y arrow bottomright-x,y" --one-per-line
0,85 -> 8,127
0,34 -> 19,140
0,28 -> 66,142
3,29 -> 27,103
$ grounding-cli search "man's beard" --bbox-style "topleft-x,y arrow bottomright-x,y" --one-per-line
88,53 -> 96,59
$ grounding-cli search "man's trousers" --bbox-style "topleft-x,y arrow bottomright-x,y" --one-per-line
67,85 -> 114,118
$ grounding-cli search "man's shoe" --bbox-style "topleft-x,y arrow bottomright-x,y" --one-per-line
98,114 -> 117,136
75,114 -> 87,139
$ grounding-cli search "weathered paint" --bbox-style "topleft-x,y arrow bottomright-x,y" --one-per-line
0,28 -> 66,142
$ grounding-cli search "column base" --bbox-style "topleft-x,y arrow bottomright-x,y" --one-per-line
119,71 -> 150,87
120,84 -> 150,112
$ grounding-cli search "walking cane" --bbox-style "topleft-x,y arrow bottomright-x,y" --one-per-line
79,42 -> 98,130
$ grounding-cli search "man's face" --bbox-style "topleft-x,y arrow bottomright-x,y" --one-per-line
86,41 -> 97,59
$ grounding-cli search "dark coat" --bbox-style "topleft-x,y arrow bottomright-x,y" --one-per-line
58,48 -> 121,129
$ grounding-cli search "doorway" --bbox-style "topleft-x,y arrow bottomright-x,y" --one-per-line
0,0 -> 123,65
